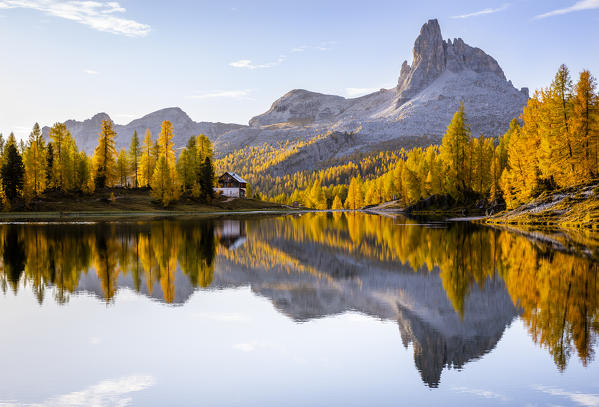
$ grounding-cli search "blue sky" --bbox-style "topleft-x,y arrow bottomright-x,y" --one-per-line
0,0 -> 598,139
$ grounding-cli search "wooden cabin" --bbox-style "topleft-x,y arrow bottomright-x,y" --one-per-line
216,172 -> 247,198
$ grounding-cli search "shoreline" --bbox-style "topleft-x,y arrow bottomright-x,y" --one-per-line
0,209 -> 307,222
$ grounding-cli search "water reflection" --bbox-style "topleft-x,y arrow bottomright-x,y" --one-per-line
0,213 -> 597,387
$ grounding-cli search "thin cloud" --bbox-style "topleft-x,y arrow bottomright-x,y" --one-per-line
84,69 -> 99,74
4,375 -> 155,406
290,46 -> 307,53
316,40 -> 336,51
0,0 -> 150,37
534,0 -> 599,19
189,89 -> 253,100
535,385 -> 599,407
89,336 -> 101,345
451,3 -> 509,18
229,57 -> 284,69
452,386 -> 510,402
290,42 -> 335,53
230,42 -> 336,70
233,343 -> 255,352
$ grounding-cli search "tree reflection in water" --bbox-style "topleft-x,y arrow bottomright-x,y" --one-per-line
0,213 -> 597,383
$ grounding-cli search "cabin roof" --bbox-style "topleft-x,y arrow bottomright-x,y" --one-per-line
222,171 -> 247,184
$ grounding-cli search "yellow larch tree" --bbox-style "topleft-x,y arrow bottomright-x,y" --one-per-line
23,123 -> 47,199
48,122 -> 72,191
138,129 -> 155,187
500,100 -> 541,208
151,120 -> 180,206
571,70 -> 599,180
332,195 -> 343,210
157,120 -> 176,169
538,65 -> 577,186
439,102 -> 472,200
92,119 -> 117,188
129,130 -> 141,188
345,177 -> 363,210
116,148 -> 129,187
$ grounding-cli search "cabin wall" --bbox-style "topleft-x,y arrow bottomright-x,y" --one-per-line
215,187 -> 245,198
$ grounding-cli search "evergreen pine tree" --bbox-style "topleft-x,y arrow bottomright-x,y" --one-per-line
199,156 -> 215,201
1,142 -> 24,203
46,143 -> 54,189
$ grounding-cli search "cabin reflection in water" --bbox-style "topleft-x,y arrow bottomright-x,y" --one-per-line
215,220 -> 246,250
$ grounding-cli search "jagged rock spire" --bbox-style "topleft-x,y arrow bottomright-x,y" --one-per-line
397,19 -> 446,101
397,19 -> 506,104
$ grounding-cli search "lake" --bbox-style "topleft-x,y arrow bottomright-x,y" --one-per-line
0,213 -> 597,406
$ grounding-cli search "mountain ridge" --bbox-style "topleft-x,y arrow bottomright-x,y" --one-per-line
43,19 -> 529,166
42,107 -> 245,154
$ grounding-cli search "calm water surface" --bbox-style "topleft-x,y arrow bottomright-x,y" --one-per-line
0,213 -> 598,406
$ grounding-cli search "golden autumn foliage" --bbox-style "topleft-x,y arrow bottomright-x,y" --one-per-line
92,119 -> 117,188
138,129 -> 155,188
252,102 -> 497,209
150,121 -> 181,207
48,122 -> 78,191
116,148 -> 129,187
0,117 -> 220,209
440,102 -> 472,199
23,123 -> 47,199
129,130 -> 141,188
500,66 -> 599,208
332,195 -> 343,210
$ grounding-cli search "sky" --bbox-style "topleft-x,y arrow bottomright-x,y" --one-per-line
0,0 -> 598,139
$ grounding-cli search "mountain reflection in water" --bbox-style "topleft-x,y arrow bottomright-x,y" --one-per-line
0,213 -> 597,387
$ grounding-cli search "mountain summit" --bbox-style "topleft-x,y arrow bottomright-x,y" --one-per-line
396,19 -> 507,103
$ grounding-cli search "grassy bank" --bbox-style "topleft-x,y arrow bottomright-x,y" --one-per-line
0,189 -> 294,221
485,184 -> 599,230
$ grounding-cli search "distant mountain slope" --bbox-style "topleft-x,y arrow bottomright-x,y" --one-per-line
42,107 -> 245,154
44,19 -> 528,167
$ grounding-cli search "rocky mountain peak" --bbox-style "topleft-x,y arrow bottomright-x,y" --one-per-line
61,112 -> 110,128
90,112 -> 111,122
137,107 -> 192,124
249,89 -> 345,127
397,19 -> 506,103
